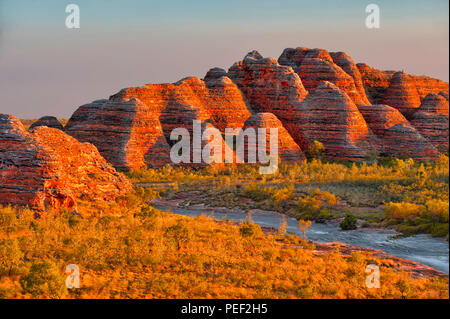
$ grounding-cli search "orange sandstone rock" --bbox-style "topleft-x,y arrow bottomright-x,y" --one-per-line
110,75 -> 251,133
0,114 -> 131,211
381,71 -> 422,119
410,93 -> 449,151
67,74 -> 251,170
242,113 -> 305,163
358,104 -> 439,160
356,63 -> 394,90
357,63 -> 449,103
409,75 -> 449,100
65,98 -> 172,171
278,47 -> 370,106
227,50 -> 308,149
330,52 -> 371,105
295,82 -> 376,160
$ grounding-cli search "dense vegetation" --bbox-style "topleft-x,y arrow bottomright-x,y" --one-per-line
0,189 -> 448,299
128,154 -> 449,239
2,130 -> 448,298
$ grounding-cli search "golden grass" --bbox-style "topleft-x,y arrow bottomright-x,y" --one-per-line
0,190 -> 448,299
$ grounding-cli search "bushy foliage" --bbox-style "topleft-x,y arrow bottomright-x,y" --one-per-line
0,154 -> 448,298
127,154 -> 449,237
19,262 -> 66,299
340,213 -> 358,230
0,192 -> 447,299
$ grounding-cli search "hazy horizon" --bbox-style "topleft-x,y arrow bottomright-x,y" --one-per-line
0,0 -> 448,119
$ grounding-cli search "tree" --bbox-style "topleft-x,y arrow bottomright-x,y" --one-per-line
20,261 -> 67,298
278,215 -> 287,236
340,213 -> 357,230
298,219 -> 312,240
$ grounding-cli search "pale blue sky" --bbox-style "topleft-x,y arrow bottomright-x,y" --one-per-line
0,0 -> 448,118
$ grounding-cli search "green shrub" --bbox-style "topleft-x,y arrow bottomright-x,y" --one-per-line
340,213 -> 357,230
239,222 -> 263,238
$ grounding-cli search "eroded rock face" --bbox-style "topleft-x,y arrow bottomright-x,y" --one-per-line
67,74 -> 252,170
55,48 -> 450,166
278,47 -> 370,106
295,81 -> 376,160
356,63 -> 394,89
357,63 -> 449,103
65,99 -> 172,171
417,93 -> 449,116
329,52 -> 371,105
381,72 -> 422,119
357,105 -> 439,160
0,114 -> 132,211
410,93 -> 449,151
409,75 -> 450,100
110,75 -> 252,134
29,116 -> 63,131
242,113 -> 305,163
227,50 -> 308,149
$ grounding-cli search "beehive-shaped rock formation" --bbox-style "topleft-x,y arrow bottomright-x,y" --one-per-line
295,82 -> 375,160
358,104 -> 439,160
410,93 -> 449,151
0,114 -> 132,211
29,116 -> 63,131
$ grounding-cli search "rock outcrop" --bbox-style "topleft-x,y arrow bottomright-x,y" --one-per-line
110,75 -> 252,134
357,104 -> 439,160
329,52 -> 371,105
356,63 -> 394,89
410,93 -> 449,151
278,47 -> 370,106
29,116 -> 64,130
357,63 -> 449,103
416,93 -> 449,116
381,72 -> 422,119
409,75 -> 450,100
241,113 -> 305,163
0,114 -> 132,211
65,99 -> 172,171
295,81 -> 375,160
227,50 -> 308,148
59,47 -> 450,166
